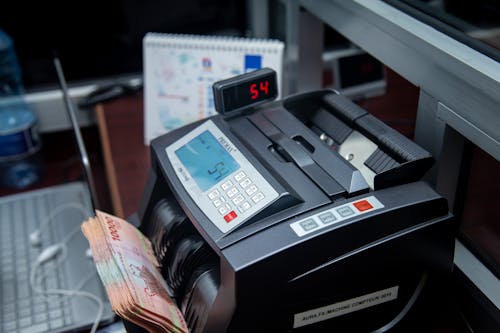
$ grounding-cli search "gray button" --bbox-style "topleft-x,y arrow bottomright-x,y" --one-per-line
337,206 -> 355,217
299,219 -> 319,231
318,212 -> 337,224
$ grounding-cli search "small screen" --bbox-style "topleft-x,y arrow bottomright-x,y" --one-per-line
175,130 -> 240,192
221,73 -> 277,112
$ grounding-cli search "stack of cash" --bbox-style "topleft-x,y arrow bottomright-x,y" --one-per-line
82,210 -> 188,333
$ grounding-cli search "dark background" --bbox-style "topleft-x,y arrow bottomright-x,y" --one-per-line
0,0 -> 246,90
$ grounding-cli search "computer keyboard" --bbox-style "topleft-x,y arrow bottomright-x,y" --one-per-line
0,182 -> 114,333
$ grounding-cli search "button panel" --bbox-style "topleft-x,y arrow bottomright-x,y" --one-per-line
290,196 -> 384,237
207,171 -> 266,224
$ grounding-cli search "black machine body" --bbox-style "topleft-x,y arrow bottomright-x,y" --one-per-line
136,71 -> 455,332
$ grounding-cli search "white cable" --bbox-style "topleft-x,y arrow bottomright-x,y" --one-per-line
370,271 -> 429,333
30,253 -> 103,333
43,287 -> 103,333
30,202 -> 90,247
29,202 -> 102,333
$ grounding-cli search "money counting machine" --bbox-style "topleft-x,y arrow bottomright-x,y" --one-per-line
136,69 -> 455,332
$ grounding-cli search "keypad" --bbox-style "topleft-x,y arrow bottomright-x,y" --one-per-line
206,170 -> 265,223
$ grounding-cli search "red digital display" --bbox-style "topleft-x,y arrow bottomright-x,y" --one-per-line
213,68 -> 278,115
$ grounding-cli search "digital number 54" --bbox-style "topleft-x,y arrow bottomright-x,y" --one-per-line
250,81 -> 269,100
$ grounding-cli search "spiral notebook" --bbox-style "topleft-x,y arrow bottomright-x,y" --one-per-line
143,33 -> 285,144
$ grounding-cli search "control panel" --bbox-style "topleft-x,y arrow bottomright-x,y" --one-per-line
166,120 -> 279,233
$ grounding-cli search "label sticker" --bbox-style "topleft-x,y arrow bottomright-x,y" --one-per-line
293,286 -> 399,328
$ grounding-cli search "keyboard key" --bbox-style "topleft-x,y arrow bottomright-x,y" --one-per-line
336,206 -> 355,217
3,257 -> 13,266
232,194 -> 244,205
224,211 -> 237,222
212,198 -> 225,207
218,204 -> 230,215
49,309 -> 63,319
300,219 -> 319,231
50,318 -> 64,329
20,322 -> 48,333
234,171 -> 246,181
2,249 -> 12,259
245,185 -> 258,196
34,296 -> 46,305
3,321 -> 16,331
318,212 -> 337,224
2,267 -> 14,276
3,312 -> 16,323
18,286 -> 30,298
208,189 -> 219,200
238,201 -> 251,213
3,269 -> 14,278
239,178 -> 252,188
353,199 -> 373,212
221,180 -> 233,191
34,304 -> 47,314
19,308 -> 31,318
17,259 -> 27,268
47,277 -> 57,289
48,299 -> 60,309
3,302 -> 15,313
19,317 -> 32,327
251,192 -> 265,203
63,300 -> 71,312
226,187 -> 239,198
34,313 -> 48,323
2,286 -> 15,301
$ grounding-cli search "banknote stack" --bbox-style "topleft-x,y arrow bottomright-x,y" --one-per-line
81,210 -> 188,333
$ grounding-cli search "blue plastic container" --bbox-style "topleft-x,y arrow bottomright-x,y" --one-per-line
0,29 -> 42,189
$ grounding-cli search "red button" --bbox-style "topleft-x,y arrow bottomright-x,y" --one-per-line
224,211 -> 237,222
353,200 -> 373,212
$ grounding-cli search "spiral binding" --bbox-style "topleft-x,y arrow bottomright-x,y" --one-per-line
144,32 -> 284,54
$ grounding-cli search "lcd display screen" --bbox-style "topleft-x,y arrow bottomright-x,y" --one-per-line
175,130 -> 240,192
